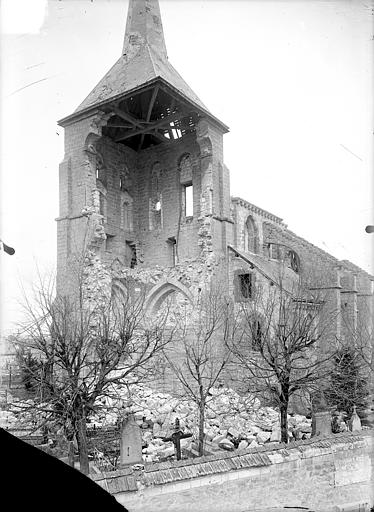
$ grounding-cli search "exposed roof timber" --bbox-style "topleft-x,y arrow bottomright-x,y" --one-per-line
111,106 -> 148,129
115,110 -> 184,142
106,123 -> 134,129
157,81 -> 228,133
146,85 -> 159,121
138,85 -> 159,150
58,78 -> 228,132
150,130 -> 168,143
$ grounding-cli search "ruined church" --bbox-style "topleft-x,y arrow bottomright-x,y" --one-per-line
56,0 -> 373,359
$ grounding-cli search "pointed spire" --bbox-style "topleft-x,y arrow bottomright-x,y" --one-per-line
123,0 -> 167,60
60,0 -> 228,133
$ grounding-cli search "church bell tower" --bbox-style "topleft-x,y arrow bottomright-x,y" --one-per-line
57,0 -> 231,294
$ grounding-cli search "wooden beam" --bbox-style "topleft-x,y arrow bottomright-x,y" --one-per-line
106,123 -> 133,129
150,130 -> 169,143
115,111 -> 183,143
111,107 -> 147,129
138,86 -> 159,150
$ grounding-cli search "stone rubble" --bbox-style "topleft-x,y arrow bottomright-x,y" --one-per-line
1,384 -> 313,463
89,384 -> 313,462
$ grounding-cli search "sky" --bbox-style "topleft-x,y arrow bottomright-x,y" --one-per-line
0,0 -> 373,336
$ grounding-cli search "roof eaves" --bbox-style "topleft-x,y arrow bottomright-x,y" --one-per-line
57,78 -> 160,127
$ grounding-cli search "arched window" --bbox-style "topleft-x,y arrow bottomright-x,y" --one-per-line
179,153 -> 192,184
287,250 -> 300,273
149,163 -> 162,230
244,215 -> 258,253
122,202 -> 133,230
121,191 -> 133,231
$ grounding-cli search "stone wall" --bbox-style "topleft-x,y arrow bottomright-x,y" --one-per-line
93,430 -> 374,512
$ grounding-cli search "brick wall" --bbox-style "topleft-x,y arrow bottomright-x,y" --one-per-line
93,430 -> 374,512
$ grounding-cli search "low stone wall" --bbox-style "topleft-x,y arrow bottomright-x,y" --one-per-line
93,430 -> 374,512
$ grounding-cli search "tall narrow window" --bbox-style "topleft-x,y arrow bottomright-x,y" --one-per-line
245,215 -> 258,253
126,241 -> 137,268
99,191 -> 106,218
167,237 -> 176,267
251,320 -> 262,351
185,184 -> 193,217
269,243 -> 280,260
239,273 -> 252,298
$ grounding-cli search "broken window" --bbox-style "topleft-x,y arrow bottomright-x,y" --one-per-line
179,153 -> 193,184
184,184 -> 193,217
149,163 -> 163,230
164,121 -> 182,140
239,273 -> 252,299
122,201 -> 133,230
287,250 -> 300,273
125,241 -> 137,268
269,243 -> 280,260
121,190 -> 133,231
167,237 -> 176,267
251,320 -> 262,351
149,196 -> 162,230
95,150 -> 106,185
119,166 -> 131,192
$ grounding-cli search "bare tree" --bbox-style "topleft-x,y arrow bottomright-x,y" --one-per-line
13,269 -> 173,474
227,280 -> 337,443
164,284 -> 233,456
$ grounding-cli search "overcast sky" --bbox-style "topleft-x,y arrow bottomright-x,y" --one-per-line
0,0 -> 373,336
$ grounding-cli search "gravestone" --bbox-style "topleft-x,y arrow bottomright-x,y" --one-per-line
120,414 -> 142,465
349,405 -> 362,432
312,411 -> 331,436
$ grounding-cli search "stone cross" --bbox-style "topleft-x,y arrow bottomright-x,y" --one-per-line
162,418 -> 192,460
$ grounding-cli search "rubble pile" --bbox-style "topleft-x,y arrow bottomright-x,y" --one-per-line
1,385 -> 312,463
90,384 -> 312,462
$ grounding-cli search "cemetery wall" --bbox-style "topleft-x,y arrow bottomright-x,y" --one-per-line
93,430 -> 374,512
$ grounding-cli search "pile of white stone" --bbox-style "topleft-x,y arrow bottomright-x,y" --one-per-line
91,384 -> 312,463
0,409 -> 18,429
2,384 -> 312,462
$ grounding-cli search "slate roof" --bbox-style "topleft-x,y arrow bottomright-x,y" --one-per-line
228,245 -> 297,293
73,46 -> 210,117
263,222 -> 373,279
60,0 -> 227,130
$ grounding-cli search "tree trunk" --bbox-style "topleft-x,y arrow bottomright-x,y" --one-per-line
68,440 -> 75,468
76,415 -> 89,475
280,403 -> 289,443
198,402 -> 205,457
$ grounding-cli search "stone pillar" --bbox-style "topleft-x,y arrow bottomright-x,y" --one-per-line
120,414 -> 142,466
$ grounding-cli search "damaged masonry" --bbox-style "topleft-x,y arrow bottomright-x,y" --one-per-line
56,0 -> 373,380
